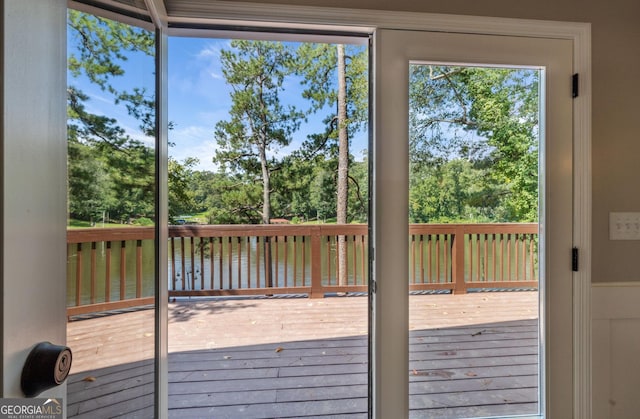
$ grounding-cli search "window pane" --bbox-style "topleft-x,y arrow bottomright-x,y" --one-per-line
408,64 -> 541,418
167,36 -> 370,417
66,10 -> 156,417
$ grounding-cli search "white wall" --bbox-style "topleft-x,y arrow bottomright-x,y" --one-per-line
592,283 -> 640,419
1,0 -> 68,399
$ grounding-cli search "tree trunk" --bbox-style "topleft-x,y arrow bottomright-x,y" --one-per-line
259,145 -> 271,225
259,144 -> 273,288
336,44 -> 348,287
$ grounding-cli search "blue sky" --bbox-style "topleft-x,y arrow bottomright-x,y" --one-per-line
67,27 -> 155,146
168,37 -> 368,171
168,37 -> 233,170
68,29 -> 368,172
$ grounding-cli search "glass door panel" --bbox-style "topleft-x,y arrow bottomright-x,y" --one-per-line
373,29 -> 573,418
66,9 -> 157,417
166,35 -> 370,417
407,64 -> 541,418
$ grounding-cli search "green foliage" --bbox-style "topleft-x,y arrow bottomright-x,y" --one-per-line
347,159 -> 368,222
189,171 -> 220,213
168,157 -> 198,221
206,172 -> 264,224
270,155 -> 317,221
465,68 -> 540,221
410,159 -> 507,223
67,11 -> 156,224
67,10 -> 156,136
133,217 -> 154,226
409,65 -> 540,222
205,60 -> 537,226
213,40 -> 305,224
67,219 -> 127,228
67,10 -> 154,89
309,159 -> 337,222
293,43 -> 368,230
67,135 -> 114,223
66,13 -> 539,228
294,43 -> 368,140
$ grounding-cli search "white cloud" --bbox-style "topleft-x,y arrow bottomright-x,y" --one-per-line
87,91 -> 112,105
124,124 -> 154,147
196,43 -> 222,59
169,125 -> 218,171
172,125 -> 210,144
195,42 -> 228,82
208,71 -> 223,80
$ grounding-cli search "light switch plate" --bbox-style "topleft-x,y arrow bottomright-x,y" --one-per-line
610,212 -> 640,240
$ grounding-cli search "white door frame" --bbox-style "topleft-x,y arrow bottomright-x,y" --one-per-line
139,3 -> 591,418
375,29 -> 576,418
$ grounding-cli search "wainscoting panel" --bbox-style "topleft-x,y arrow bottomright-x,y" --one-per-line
592,282 -> 640,419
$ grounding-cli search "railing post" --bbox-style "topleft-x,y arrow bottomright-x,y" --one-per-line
90,242 -> 97,304
75,243 -> 83,307
105,241 -> 112,302
452,226 -> 467,294
136,239 -> 143,298
264,235 -> 273,290
120,240 -> 126,301
310,226 -> 323,298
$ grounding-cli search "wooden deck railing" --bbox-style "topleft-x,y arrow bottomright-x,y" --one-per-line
67,227 -> 155,317
66,223 -> 537,316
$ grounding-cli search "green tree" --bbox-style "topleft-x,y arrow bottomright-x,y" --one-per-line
465,68 -> 539,221
67,85 -> 155,222
67,10 -> 156,224
269,155 -> 318,222
409,159 -> 500,223
168,157 -> 199,221
67,10 -> 155,136
188,170 -> 216,214
295,43 -> 368,284
67,134 -> 114,224
309,159 -> 338,222
409,65 -> 539,222
206,170 -> 263,224
347,158 -> 368,223
214,40 -> 305,225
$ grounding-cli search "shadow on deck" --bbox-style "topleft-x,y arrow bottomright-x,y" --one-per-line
67,292 -> 539,418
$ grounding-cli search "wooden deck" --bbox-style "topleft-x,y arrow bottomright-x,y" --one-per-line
66,291 -> 539,418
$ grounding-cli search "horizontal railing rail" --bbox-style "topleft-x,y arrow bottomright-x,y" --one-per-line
66,223 -> 538,316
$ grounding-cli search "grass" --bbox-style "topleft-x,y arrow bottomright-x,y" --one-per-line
67,219 -> 137,229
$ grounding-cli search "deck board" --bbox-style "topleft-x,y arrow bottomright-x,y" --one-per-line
67,291 -> 539,418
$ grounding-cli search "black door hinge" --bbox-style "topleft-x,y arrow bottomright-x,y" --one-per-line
572,74 -> 579,98
572,247 -> 579,272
